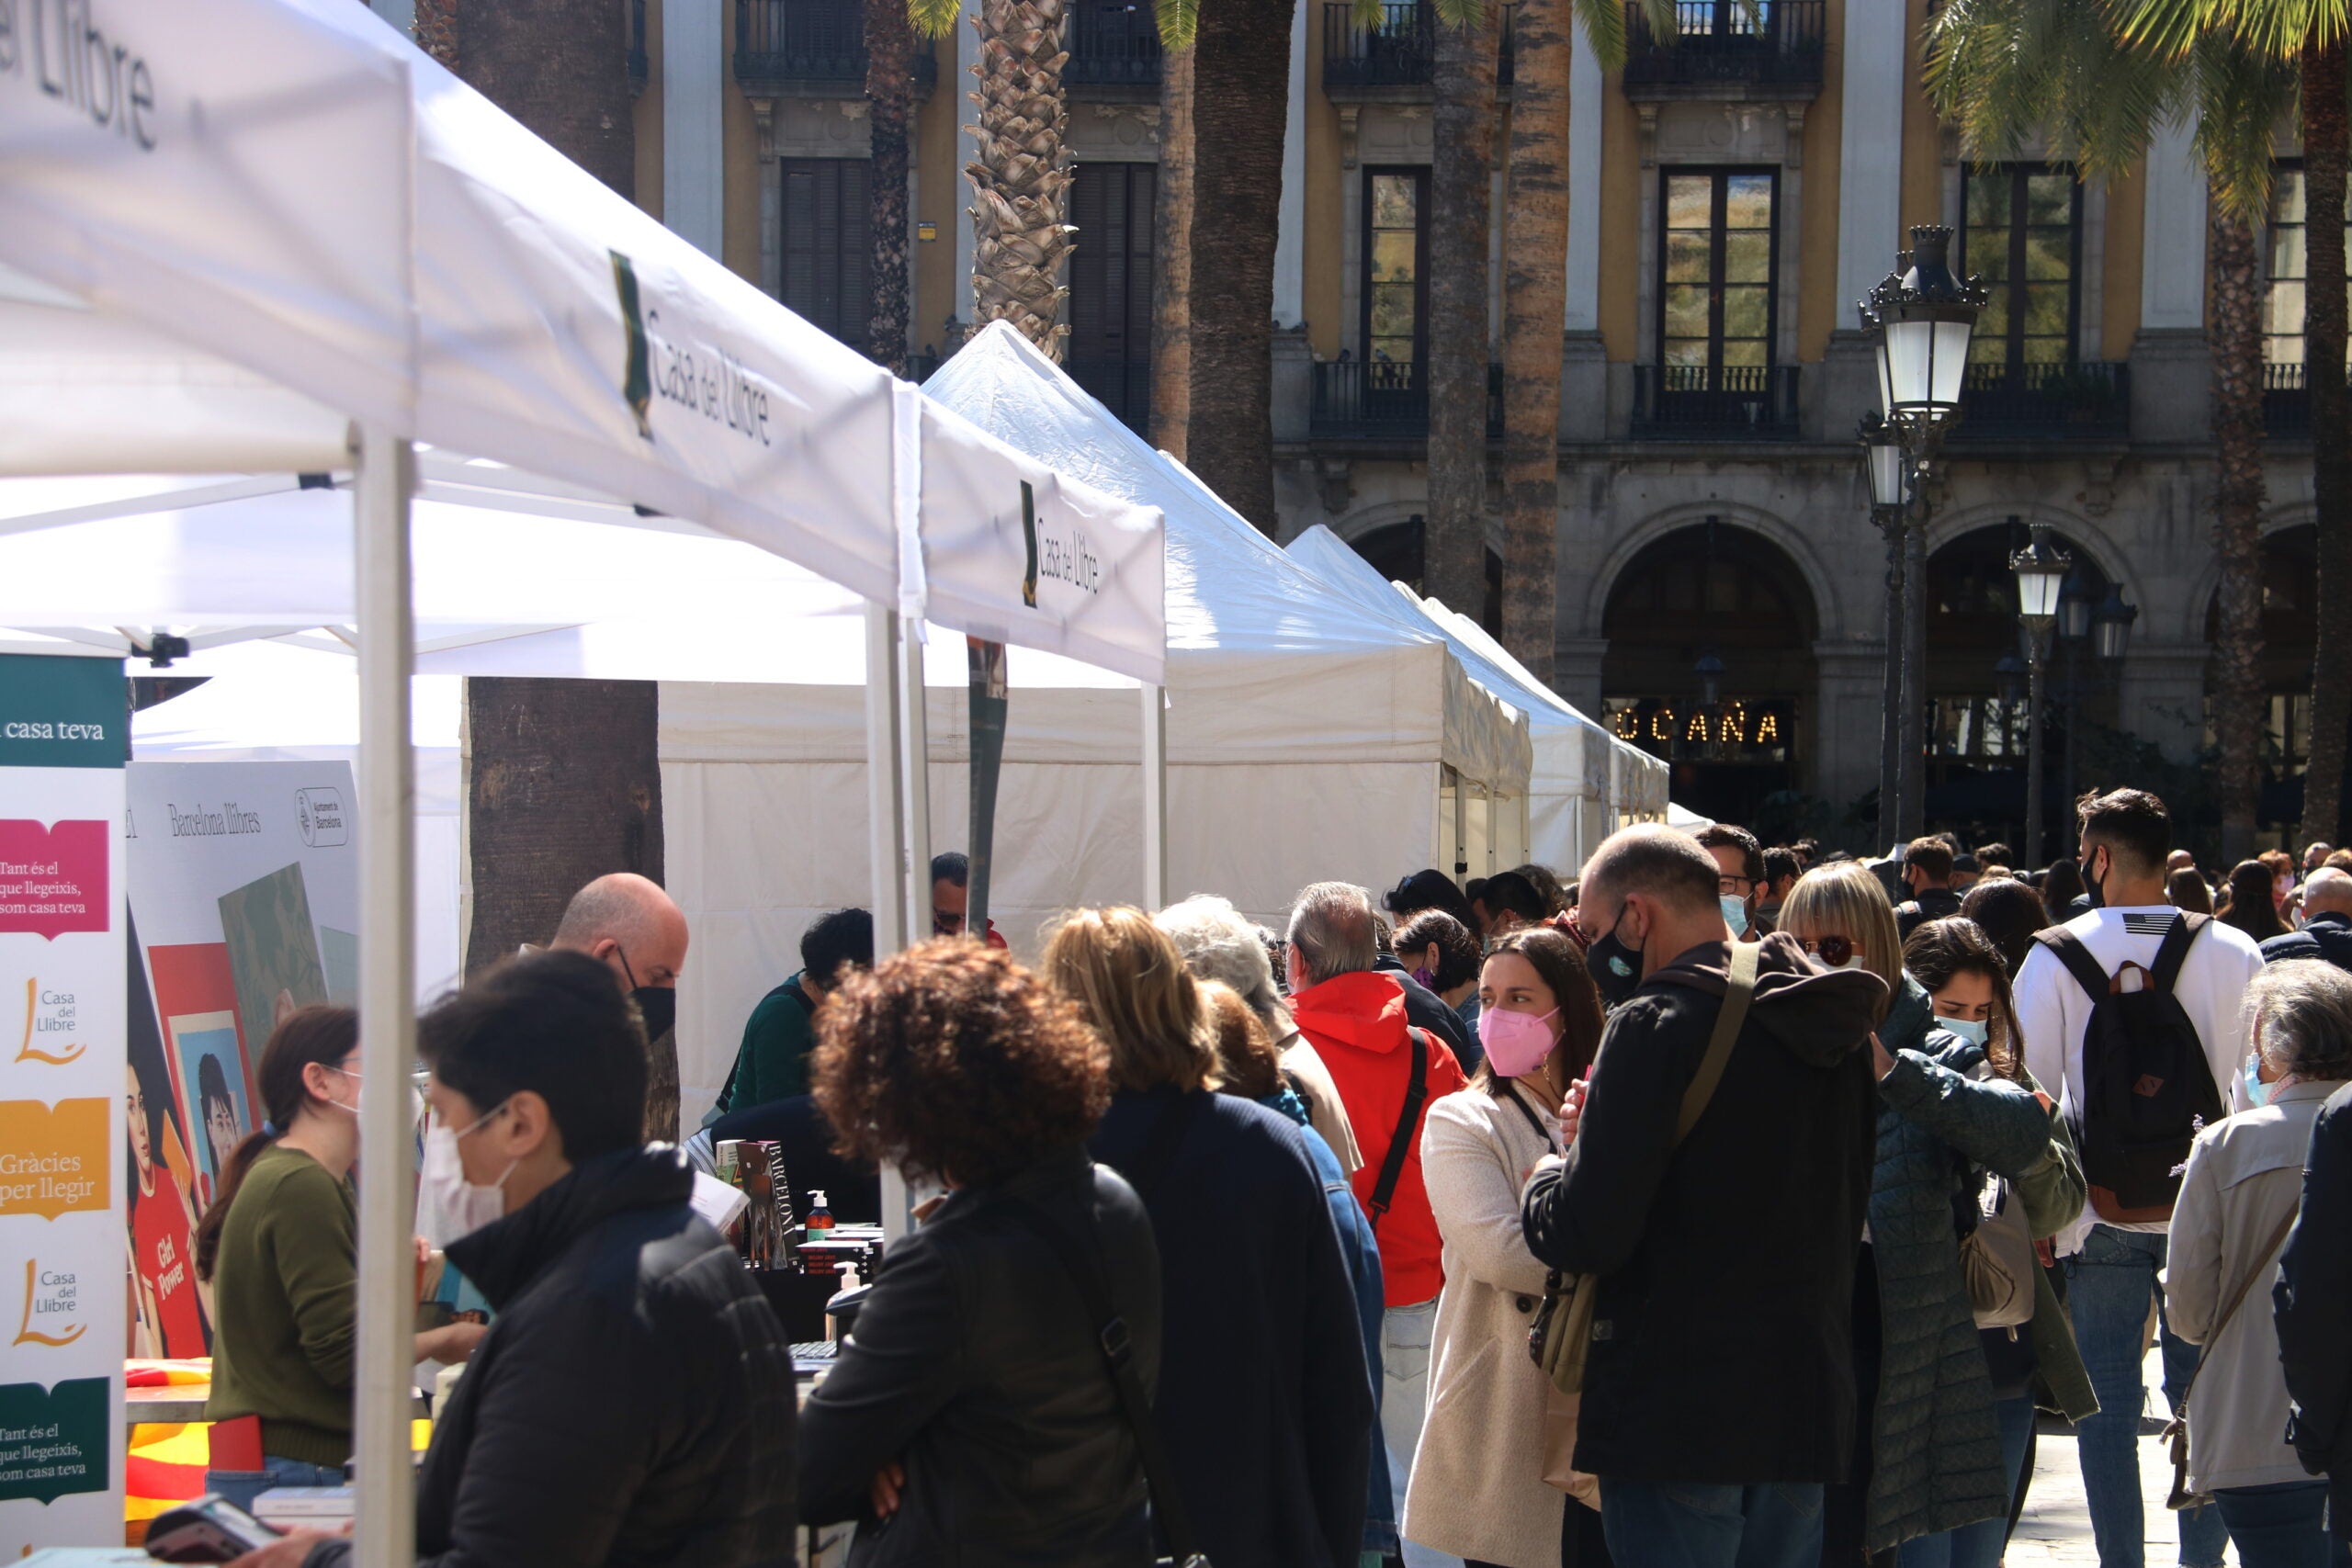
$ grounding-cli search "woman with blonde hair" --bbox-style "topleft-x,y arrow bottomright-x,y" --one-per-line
1046,908 -> 1376,1568
1778,866 -> 2053,1563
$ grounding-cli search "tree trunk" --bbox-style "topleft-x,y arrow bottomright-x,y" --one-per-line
462,680 -> 673,1137
457,0 -> 633,198
1149,42 -> 1196,461
867,0 -> 918,376
1185,0 -> 1293,531
1499,0 -> 1566,685
1423,4 -> 1503,615
413,0 -> 458,66
2211,203 -> 2269,863
451,6 -> 674,1137
2302,35 -> 2349,849
967,0 -> 1072,355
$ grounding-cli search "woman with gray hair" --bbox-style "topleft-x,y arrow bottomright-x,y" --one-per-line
1154,894 -> 1363,1173
2165,958 -> 2352,1567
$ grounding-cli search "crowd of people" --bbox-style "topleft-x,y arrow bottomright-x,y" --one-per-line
195,809 -> 2352,1568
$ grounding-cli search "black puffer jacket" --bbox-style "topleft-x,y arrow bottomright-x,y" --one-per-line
307,1146 -> 798,1568
799,1148 -> 1161,1568
1521,932 -> 1883,1486
2277,1080 -> 2352,1529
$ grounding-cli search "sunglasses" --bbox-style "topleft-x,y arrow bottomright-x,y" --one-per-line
1799,934 -> 1857,968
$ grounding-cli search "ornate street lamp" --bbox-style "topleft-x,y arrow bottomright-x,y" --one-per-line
2058,566 -> 2096,645
2010,526 -> 2073,864
2093,586 -> 2139,664
1860,413 -> 1908,843
1695,649 -> 1724,711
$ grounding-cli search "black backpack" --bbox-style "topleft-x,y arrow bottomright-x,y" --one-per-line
2035,913 -> 2227,1224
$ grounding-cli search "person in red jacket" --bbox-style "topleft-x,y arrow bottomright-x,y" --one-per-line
1284,880 -> 1467,1568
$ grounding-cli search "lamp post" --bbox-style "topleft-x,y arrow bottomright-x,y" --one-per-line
1862,226 -> 1984,842
1860,413 -> 1908,845
1995,653 -> 2028,847
2057,559 -> 2094,821
2011,526 -> 2072,864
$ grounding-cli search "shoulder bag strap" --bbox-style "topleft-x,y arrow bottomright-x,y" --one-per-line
2171,1204 -> 2300,1417
2035,927 -> 2115,1000
1675,941 -> 1758,1147
1006,1197 -> 1202,1564
1366,1027 -> 1431,1230
1498,1080 -> 1553,1147
2150,912 -> 2209,993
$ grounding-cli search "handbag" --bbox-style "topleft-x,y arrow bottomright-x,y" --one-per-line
1527,941 -> 1760,1400
2159,1205 -> 2300,1511
1006,1193 -> 1211,1568
1960,1177 -> 2038,1331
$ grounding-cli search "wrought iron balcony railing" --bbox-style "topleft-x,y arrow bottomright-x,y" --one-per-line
734,0 -> 939,90
1067,1 -> 1163,85
1308,360 -> 1503,441
2261,360 -> 2352,436
1630,364 -> 1801,440
1622,0 -> 1825,93
1951,360 -> 2131,442
1321,3 -> 1516,89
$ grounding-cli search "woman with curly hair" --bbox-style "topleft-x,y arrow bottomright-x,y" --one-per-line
1049,907 -> 1376,1568
797,939 -> 1160,1567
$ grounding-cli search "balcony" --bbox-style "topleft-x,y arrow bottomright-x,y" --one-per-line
733,0 -> 939,95
1951,360 -> 2131,443
1630,364 -> 1800,440
1067,1 -> 1163,88
1309,360 -> 1503,442
628,0 -> 648,95
1621,0 -> 1825,99
2261,361 -> 2352,436
1321,3 -> 1516,91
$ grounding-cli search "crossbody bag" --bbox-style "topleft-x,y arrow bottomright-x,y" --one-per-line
2160,1204 -> 2299,1511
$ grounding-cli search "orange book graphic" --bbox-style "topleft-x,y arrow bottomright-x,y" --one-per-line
0,1097 -> 110,1220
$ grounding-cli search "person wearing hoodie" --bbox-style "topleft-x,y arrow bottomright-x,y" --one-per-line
1288,880 -> 1470,1568
1521,826 -> 1881,1568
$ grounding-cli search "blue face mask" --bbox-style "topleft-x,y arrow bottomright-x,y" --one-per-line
1720,895 -> 1750,938
1937,1015 -> 1991,1048
2244,1055 -> 2275,1109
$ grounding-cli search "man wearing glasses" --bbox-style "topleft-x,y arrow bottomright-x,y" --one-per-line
1693,823 -> 1768,938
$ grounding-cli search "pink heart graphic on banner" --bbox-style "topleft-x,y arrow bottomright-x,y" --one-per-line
0,820 -> 110,941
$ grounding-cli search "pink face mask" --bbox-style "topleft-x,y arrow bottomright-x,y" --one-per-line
1478,1004 -> 1560,1078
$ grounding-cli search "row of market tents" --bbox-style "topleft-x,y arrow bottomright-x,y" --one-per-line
0,0 -> 1657,1555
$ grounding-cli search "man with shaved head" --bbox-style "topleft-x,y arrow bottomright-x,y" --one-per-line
2262,866 -> 2352,973
550,872 -> 691,1047
1520,825 -> 1882,1568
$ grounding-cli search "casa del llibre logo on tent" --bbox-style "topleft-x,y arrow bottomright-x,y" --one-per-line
613,249 -> 654,442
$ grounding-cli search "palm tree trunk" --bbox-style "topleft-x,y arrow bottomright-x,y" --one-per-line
1185,0 -> 1293,530
967,0 -> 1073,355
2211,202 -> 2269,863
1424,2 -> 1503,615
1499,0 -> 1566,684
413,0 -> 458,66
1149,42 -> 1196,461
867,0 -> 918,376
448,4 -> 675,1139
2301,34 -> 2349,847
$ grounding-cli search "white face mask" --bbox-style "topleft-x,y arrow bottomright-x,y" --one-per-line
422,1101 -> 517,1241
1937,1015 -> 1991,1047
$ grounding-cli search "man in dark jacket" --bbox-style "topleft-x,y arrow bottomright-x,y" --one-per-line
2263,868 -> 2352,971
2276,1079 -> 2352,1550
1522,826 -> 1882,1568
1373,945 -> 1481,1068
1895,836 -> 1964,941
281,950 -> 798,1568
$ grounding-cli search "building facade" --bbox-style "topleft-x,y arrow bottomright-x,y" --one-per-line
387,0 -> 2327,845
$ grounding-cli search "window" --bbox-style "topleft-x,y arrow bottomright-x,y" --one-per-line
1658,169 -> 1777,381
2266,165 -> 2352,368
1959,164 -> 2080,372
1362,168 -> 1429,380
779,158 -> 872,348
1068,162 -> 1156,431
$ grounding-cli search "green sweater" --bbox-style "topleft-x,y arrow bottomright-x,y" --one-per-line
201,1144 -> 359,1467
718,974 -> 817,1114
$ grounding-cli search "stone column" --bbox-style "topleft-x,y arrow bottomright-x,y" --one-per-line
1561,31 -> 1607,438
2131,112 -> 2211,443
1818,0 -> 1905,434
1812,640 -> 1890,822
1274,0 -> 1309,328
2117,639 -> 2211,766
1555,637 -> 1610,721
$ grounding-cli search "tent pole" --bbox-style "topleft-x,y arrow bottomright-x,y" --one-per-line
865,603 -> 907,955
1141,683 -> 1167,910
897,621 -> 931,931
352,424 -> 416,1568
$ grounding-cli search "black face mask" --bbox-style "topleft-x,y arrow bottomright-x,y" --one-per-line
1586,907 -> 1645,1009
2082,849 -> 2107,909
616,946 -> 678,1040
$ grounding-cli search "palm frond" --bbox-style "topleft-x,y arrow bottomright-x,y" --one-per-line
1569,0 -> 1629,70
2121,0 -> 2350,62
2193,30 -> 2300,222
1154,0 -> 1196,51
906,0 -> 961,41
1926,0 -> 2180,179
1429,0 -> 1486,34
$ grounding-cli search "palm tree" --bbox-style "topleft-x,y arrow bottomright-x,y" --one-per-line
1150,37 -> 1195,461
1424,2 -> 1506,615
867,0 -> 919,377
2124,1 -> 2350,847
1928,0 -> 2298,860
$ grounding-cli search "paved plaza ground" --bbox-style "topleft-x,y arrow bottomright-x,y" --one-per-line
2008,1347 -> 2210,1567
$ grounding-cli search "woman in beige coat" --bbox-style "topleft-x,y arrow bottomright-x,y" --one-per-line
2165,958 -> 2352,1566
1404,928 -> 1611,1568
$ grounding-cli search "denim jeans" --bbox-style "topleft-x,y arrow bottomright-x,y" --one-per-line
2213,1482 -> 2352,1568
1599,1480 -> 1823,1568
1894,1393 -> 2038,1568
2064,1224 -> 2228,1568
1382,1297 -> 1461,1568
204,1453 -> 347,1514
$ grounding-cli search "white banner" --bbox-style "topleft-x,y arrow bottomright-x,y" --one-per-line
0,652 -> 126,1554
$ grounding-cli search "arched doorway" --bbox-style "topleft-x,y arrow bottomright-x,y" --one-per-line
1346,515 -> 1503,637
2204,524 -> 2318,841
1600,520 -> 1816,828
1923,520 -> 2114,850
